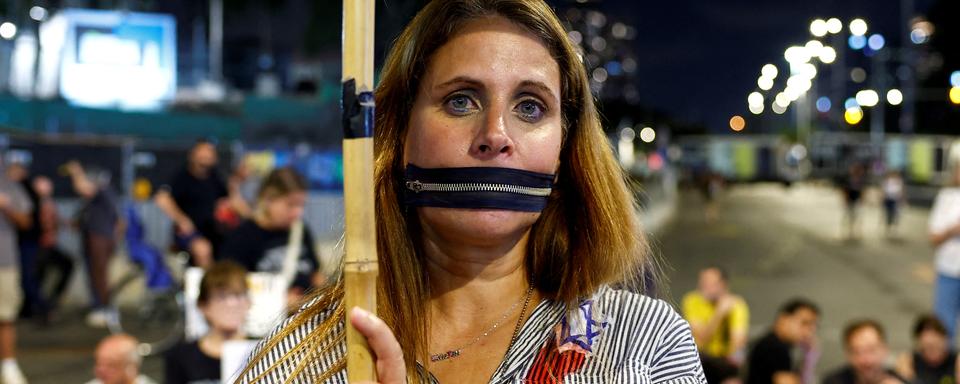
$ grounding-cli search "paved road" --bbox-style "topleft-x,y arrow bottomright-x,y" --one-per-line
660,182 -> 935,376
13,182 -> 937,382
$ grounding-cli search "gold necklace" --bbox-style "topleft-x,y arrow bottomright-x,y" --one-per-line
430,286 -> 534,362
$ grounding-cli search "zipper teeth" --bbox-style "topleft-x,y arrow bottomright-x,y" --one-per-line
406,181 -> 552,197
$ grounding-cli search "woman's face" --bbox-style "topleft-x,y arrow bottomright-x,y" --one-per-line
263,191 -> 307,228
200,288 -> 250,333
404,16 -> 563,247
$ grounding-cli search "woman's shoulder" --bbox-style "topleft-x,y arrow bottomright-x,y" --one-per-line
236,291 -> 347,383
587,287 -> 705,382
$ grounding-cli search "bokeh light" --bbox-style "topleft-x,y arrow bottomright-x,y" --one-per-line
886,89 -> 903,106
810,19 -> 828,37
729,115 -> 746,132
816,96 -> 832,113
639,127 -> 656,143
844,107 -> 864,125
0,22 -> 16,40
849,19 -> 868,36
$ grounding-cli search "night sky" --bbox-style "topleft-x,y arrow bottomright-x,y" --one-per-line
586,0 -> 936,133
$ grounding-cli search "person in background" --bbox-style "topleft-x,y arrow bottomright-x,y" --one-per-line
165,261 -> 250,384
746,298 -> 820,384
31,176 -> 73,321
0,159 -> 32,384
930,160 -> 960,344
882,170 -> 906,239
64,161 -> 120,328
841,162 -> 867,241
220,167 -> 321,309
683,266 -> 749,382
895,314 -> 959,384
154,140 -> 228,268
823,319 -> 904,384
86,334 -> 156,384
6,163 -> 44,322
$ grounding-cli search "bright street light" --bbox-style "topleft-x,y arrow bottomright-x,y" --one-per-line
850,18 -> 868,36
855,89 -> 880,107
950,87 -> 960,105
819,46 -> 837,64
748,92 -> 764,106
762,64 -> 779,79
0,22 -> 16,40
826,18 -> 843,34
639,127 -> 656,143
810,19 -> 828,37
951,71 -> 960,87
758,77 -> 774,91
749,103 -> 764,115
886,89 -> 903,105
784,46 -> 810,63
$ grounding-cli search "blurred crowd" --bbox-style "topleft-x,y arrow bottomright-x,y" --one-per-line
686,266 -> 958,384
0,139 -> 325,384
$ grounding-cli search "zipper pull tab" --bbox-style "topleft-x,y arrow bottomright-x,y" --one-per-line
406,180 -> 423,193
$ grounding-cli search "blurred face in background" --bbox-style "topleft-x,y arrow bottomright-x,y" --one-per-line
916,328 -> 949,367
778,307 -> 819,346
93,337 -> 138,384
200,287 -> 250,334
32,176 -> 52,198
6,163 -> 27,182
262,190 -> 307,229
190,143 -> 218,175
846,327 -> 888,383
697,268 -> 727,302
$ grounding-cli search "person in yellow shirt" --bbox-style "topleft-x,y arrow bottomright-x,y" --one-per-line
683,267 -> 750,380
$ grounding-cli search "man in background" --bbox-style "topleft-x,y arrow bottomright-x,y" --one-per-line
85,334 -> 156,384
746,298 -> 820,384
823,320 -> 904,384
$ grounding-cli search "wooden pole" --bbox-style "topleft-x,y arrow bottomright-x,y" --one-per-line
342,0 -> 377,381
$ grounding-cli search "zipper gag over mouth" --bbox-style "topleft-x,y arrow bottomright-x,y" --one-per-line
403,164 -> 555,212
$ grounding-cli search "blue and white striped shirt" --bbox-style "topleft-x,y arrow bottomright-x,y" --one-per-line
237,286 -> 706,383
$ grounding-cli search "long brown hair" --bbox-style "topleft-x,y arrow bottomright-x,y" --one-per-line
240,0 -> 650,381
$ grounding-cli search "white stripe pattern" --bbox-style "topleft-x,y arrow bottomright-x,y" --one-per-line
236,286 -> 706,383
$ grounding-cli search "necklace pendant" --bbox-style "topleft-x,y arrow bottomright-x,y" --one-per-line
430,349 -> 461,362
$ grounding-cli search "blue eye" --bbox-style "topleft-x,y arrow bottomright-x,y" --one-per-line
516,100 -> 545,122
445,95 -> 476,115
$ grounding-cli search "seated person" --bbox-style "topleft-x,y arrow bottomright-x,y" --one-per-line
219,168 -> 321,308
86,334 -> 156,384
895,315 -> 959,384
746,298 -> 820,384
683,267 -> 749,383
823,319 -> 905,384
165,261 -> 250,384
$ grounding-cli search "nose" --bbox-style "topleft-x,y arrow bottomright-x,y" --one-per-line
469,105 -> 514,159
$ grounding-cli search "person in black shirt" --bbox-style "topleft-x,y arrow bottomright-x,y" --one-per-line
746,298 -> 820,384
824,319 -> 905,384
165,261 -> 250,384
65,161 -> 120,328
220,168 -> 320,307
895,315 -> 959,384
6,163 -> 44,321
155,140 -> 228,268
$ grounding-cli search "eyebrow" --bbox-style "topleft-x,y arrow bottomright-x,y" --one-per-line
434,76 -> 559,103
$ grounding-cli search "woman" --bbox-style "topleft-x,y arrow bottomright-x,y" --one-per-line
219,167 -> 321,302
165,261 -> 250,384
239,1 -> 704,383
895,315 -> 959,384
65,161 -> 120,328
932,160 -> 960,344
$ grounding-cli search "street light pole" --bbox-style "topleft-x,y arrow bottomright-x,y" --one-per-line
899,0 -> 916,133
